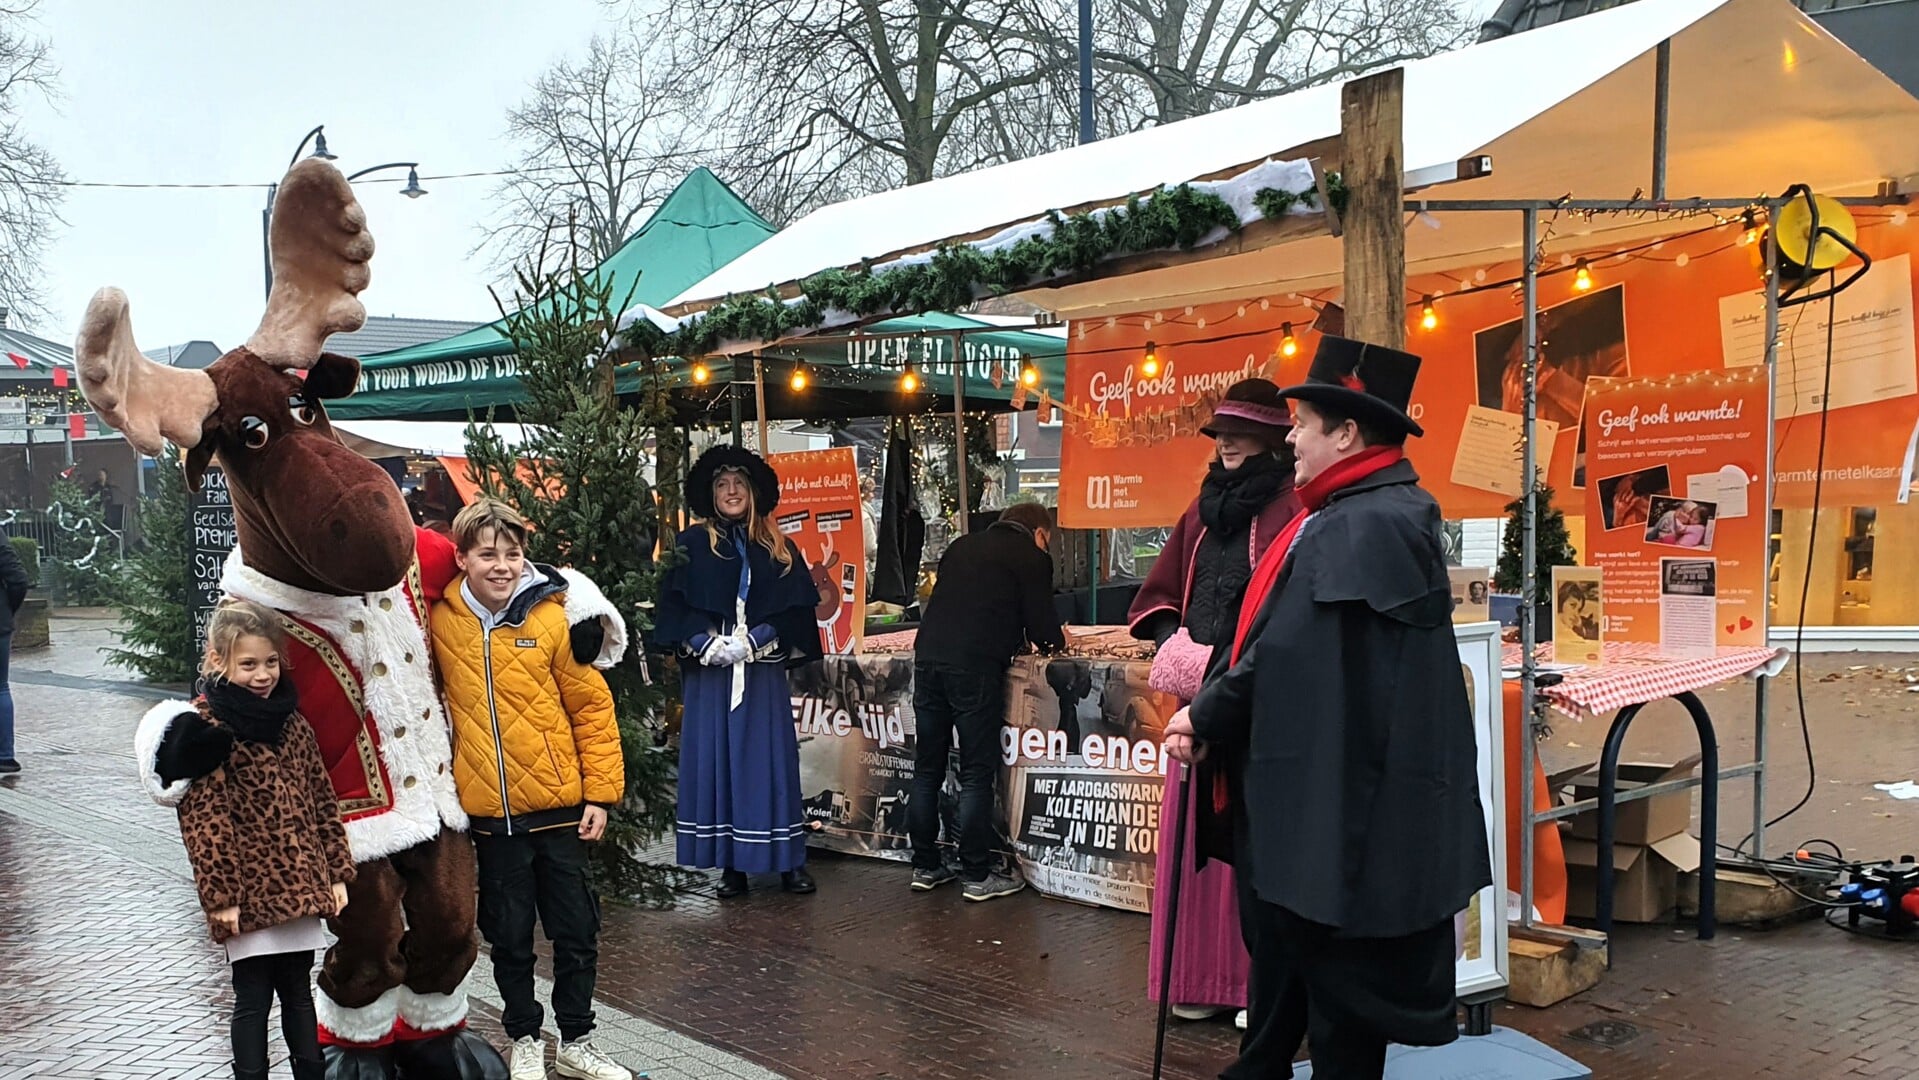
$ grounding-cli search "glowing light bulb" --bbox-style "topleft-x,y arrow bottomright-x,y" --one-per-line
1141,342 -> 1160,377
1279,324 -> 1299,359
901,368 -> 920,393
1020,362 -> 1040,388
1573,259 -> 1594,291
789,366 -> 808,391
1739,208 -> 1759,247
691,362 -> 710,385
1420,296 -> 1438,331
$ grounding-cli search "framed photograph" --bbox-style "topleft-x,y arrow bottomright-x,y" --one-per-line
1552,566 -> 1604,665
1450,567 -> 1492,624
1644,495 -> 1719,551
1453,621 -> 1508,998
1593,464 -> 1671,531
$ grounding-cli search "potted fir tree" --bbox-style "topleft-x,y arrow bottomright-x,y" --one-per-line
1494,477 -> 1577,642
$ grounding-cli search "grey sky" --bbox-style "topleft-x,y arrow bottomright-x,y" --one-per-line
18,0 -> 616,350
17,0 -> 1507,353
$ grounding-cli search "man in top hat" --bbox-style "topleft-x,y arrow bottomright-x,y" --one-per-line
1164,335 -> 1492,1079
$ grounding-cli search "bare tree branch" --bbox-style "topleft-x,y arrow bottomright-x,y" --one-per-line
0,0 -> 63,323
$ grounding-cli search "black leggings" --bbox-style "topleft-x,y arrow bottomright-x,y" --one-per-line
231,949 -> 319,1077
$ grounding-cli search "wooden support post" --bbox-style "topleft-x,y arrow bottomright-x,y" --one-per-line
1339,68 -> 1407,349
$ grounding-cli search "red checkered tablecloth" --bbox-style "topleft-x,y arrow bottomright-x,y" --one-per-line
1503,641 -> 1785,718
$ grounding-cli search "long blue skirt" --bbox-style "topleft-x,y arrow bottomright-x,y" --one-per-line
676,662 -> 808,873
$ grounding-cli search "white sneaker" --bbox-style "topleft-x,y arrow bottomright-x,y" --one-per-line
508,1034 -> 547,1080
555,1037 -> 634,1080
1170,1004 -> 1231,1021
1235,1009 -> 1249,1030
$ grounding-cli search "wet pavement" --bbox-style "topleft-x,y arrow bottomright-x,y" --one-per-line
5,610 -> 1919,1079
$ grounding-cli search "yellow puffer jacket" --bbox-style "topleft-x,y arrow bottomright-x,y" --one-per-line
429,566 -> 623,834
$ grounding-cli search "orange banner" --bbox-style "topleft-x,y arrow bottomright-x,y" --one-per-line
771,448 -> 866,655
1060,211 -> 1919,527
1580,370 -> 1770,645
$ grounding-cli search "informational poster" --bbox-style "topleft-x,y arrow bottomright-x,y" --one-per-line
1059,309 -> 1290,528
791,653 -> 926,858
770,448 -> 866,655
187,464 -> 235,650
1551,566 -> 1604,665
1720,253 -> 1917,419
1660,557 -> 1720,658
1582,368 -> 1769,646
1452,406 -> 1559,497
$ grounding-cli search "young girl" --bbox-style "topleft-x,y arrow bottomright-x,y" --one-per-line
656,446 -> 822,900
175,600 -> 354,1080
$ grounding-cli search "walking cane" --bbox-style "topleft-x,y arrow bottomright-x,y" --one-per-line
1151,760 -> 1194,1080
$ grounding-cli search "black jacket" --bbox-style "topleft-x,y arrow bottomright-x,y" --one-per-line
0,538 -> 29,637
915,521 -> 1065,670
1190,460 -> 1492,939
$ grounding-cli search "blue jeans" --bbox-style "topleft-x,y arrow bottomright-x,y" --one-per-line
0,629 -> 14,763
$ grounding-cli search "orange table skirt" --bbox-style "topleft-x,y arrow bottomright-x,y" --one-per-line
1503,680 -> 1567,925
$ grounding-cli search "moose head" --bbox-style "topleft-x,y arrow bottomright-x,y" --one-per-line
74,159 -> 416,597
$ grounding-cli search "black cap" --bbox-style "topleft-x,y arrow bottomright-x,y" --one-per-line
1276,335 -> 1423,438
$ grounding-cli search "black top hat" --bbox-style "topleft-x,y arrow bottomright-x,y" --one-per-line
1200,378 -> 1293,440
1277,335 -> 1424,438
688,445 -> 781,521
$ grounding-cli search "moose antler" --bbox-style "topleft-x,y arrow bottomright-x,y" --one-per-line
245,158 -> 373,368
75,288 -> 220,456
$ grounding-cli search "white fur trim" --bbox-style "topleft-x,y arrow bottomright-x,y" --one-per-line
317,985 -> 403,1045
558,566 -> 628,669
223,547 -> 468,863
395,974 -> 471,1033
134,700 -> 198,807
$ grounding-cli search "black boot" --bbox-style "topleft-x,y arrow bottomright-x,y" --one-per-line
323,1044 -> 396,1080
781,867 -> 817,894
718,869 -> 750,898
391,1028 -> 509,1080
291,1054 -> 327,1080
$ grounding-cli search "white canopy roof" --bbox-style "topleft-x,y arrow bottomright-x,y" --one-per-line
669,0 -> 1919,321
332,420 -> 533,460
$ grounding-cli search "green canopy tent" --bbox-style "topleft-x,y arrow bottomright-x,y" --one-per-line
328,166 -> 779,422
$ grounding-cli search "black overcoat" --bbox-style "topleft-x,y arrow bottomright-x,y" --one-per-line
1190,459 -> 1492,939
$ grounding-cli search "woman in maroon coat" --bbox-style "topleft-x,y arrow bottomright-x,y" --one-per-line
1130,379 -> 1301,1038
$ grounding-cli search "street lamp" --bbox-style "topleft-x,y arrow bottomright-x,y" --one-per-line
261,128 -> 427,299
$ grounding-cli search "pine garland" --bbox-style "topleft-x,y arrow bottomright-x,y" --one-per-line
624,174 -> 1344,358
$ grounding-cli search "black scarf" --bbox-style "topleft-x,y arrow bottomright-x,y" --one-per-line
202,677 -> 300,747
1197,453 -> 1290,538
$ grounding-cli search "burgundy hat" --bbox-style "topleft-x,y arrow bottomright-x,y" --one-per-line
1200,378 -> 1293,440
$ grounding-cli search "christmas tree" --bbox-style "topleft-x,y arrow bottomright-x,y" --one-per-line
47,476 -> 122,606
463,238 -> 690,906
108,451 -> 196,683
1495,475 -> 1577,606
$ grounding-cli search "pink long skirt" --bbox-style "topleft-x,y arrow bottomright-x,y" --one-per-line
1145,763 -> 1250,1007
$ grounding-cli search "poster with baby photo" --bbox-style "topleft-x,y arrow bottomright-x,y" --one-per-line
1551,566 -> 1604,665
1593,464 -> 1671,532
1644,495 -> 1718,551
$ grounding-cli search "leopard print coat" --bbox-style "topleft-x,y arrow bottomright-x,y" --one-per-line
175,703 -> 356,942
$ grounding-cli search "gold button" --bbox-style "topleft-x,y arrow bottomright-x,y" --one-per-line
372,663 -> 388,677
393,726 -> 407,740
438,763 -> 447,775
379,598 -> 394,611
404,776 -> 417,789
422,709 -> 432,720
405,653 -> 415,665
350,620 -> 366,634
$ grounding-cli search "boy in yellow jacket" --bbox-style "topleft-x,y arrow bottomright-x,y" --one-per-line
429,498 -> 632,1080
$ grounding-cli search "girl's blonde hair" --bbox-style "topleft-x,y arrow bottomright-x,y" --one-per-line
701,477 -> 794,570
201,599 -> 291,679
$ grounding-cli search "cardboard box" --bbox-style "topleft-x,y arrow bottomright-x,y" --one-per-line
1564,754 -> 1702,844
1563,832 -> 1702,923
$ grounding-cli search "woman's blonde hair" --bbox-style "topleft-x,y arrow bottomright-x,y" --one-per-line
201,598 -> 290,679
701,475 -> 794,570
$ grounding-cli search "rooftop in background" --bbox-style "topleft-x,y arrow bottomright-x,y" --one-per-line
326,316 -> 486,358
1478,0 -> 1919,97
0,323 -> 73,379
141,341 -> 224,369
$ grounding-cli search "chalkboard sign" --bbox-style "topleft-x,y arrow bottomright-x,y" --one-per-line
189,466 -> 237,649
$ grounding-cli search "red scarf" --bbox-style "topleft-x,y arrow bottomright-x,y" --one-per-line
1228,446 -> 1404,665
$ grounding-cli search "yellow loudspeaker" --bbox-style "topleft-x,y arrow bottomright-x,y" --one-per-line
1756,186 -> 1871,306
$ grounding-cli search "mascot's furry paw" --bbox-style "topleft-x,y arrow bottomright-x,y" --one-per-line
569,620 -> 605,668
323,1044 -> 396,1080
391,1029 -> 508,1080
153,709 -> 232,786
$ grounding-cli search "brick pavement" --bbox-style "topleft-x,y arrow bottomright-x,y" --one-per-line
6,621 -> 1919,1080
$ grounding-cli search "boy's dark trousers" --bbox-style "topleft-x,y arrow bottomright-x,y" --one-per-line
473,826 -> 602,1043
231,949 -> 322,1080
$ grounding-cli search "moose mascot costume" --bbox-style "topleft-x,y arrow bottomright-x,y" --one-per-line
80,160 -> 625,1080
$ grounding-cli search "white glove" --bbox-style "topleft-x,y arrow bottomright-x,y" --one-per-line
700,635 -> 750,667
